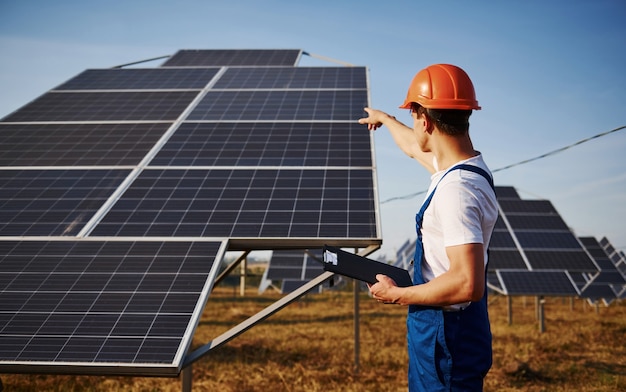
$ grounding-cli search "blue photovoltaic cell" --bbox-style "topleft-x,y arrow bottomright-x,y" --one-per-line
151,122 -> 372,167
54,68 -> 220,90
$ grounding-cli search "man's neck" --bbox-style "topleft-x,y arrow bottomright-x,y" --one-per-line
431,134 -> 477,172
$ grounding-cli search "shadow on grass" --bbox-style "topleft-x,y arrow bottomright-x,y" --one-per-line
198,341 -> 311,366
198,310 -> 400,327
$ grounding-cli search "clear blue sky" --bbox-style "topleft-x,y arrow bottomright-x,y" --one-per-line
1,0 -> 625,258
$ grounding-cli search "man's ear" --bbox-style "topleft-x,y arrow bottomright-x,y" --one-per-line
423,115 -> 435,134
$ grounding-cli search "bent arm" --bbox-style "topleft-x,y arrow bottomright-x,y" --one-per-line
370,243 -> 485,306
358,107 -> 435,173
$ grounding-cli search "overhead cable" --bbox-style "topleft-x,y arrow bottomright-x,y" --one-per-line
380,125 -> 626,204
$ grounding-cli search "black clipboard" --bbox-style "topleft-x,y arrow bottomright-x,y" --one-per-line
322,245 -> 413,287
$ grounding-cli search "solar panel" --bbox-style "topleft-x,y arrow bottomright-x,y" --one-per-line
579,284 -> 619,303
494,186 -> 520,199
2,91 -> 199,122
496,270 -> 579,296
485,186 -> 600,296
150,122 -> 372,167
54,68 -> 220,90
498,199 -> 558,214
488,250 -> 528,269
524,250 -> 598,271
187,90 -> 368,121
393,239 -> 415,270
0,169 -> 130,236
90,168 -> 376,243
515,232 -> 582,249
214,67 -> 366,89
0,123 -> 170,166
505,215 -> 570,231
0,239 -> 227,376
489,231 -> 517,248
162,49 -> 301,67
265,249 -> 324,281
600,236 -> 626,274
0,48 -> 380,376
577,236 -> 625,304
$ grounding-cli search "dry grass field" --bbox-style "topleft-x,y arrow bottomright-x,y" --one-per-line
3,276 -> 625,391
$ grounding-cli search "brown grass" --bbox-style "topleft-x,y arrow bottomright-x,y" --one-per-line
2,281 -> 625,391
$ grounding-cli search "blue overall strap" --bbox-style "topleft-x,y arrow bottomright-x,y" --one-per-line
453,164 -> 495,191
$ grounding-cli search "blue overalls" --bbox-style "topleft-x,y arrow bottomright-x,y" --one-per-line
407,164 -> 494,392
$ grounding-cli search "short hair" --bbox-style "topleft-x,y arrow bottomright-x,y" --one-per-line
411,103 -> 472,136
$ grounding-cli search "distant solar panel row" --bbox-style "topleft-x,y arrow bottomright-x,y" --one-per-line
266,249 -> 324,281
489,187 -> 597,272
497,270 -> 578,296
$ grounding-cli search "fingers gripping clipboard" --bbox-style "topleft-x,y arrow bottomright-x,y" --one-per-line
322,245 -> 413,287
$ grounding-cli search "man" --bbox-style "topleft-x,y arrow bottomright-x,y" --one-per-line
359,64 -> 498,391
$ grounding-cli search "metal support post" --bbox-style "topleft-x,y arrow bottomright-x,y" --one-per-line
240,256 -> 247,297
537,296 -> 545,333
353,278 -> 360,374
182,364 -> 192,392
507,296 -> 513,325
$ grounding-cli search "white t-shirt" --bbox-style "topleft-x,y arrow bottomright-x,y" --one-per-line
420,154 -> 498,307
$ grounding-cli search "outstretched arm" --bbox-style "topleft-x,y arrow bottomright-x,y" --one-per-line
358,107 -> 435,173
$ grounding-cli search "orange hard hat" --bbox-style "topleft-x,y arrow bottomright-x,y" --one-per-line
399,64 -> 481,110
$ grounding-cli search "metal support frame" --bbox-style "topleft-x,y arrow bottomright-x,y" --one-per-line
536,296 -> 545,333
213,251 -> 250,287
353,278 -> 360,374
507,296 -> 513,325
239,256 -> 247,297
181,244 -> 379,390
183,270 -> 335,371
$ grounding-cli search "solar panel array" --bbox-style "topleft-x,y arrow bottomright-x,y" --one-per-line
578,236 -> 626,304
487,186 -> 597,296
389,185 -> 603,297
261,249 -> 333,294
0,49 -> 380,376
